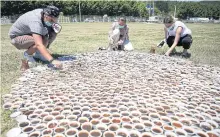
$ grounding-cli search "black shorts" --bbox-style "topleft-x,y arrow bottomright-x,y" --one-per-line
166,34 -> 193,49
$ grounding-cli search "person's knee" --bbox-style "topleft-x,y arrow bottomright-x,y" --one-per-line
11,36 -> 35,50
182,43 -> 191,49
109,29 -> 120,42
166,36 -> 175,47
166,39 -> 173,47
11,39 -> 21,49
182,37 -> 192,49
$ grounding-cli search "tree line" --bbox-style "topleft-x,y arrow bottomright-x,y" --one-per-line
1,1 -> 220,19
156,1 -> 220,19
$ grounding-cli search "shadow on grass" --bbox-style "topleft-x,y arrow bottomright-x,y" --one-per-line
33,53 -> 77,64
170,51 -> 191,59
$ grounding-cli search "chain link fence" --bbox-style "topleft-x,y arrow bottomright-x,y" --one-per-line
1,15 -> 148,24
1,15 -> 219,24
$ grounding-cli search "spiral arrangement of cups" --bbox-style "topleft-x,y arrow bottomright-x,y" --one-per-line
3,51 -> 220,137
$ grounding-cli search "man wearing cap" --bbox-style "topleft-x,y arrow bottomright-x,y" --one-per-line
108,17 -> 133,51
9,5 -> 62,70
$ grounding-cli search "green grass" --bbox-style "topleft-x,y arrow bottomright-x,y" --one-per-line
1,22 -> 220,136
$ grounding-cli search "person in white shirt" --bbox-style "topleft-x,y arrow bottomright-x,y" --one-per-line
108,17 -> 133,51
163,15 -> 193,57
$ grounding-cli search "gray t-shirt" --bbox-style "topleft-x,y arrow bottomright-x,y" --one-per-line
9,9 -> 48,38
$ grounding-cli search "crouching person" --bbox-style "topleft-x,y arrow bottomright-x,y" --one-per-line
163,15 -> 193,57
108,17 -> 133,51
9,5 -> 62,70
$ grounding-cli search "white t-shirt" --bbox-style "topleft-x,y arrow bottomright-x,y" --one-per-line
166,21 -> 192,37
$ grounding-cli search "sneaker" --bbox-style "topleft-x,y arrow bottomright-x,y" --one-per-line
182,52 -> 191,58
169,48 -> 177,56
23,51 -> 36,63
98,47 -> 106,50
118,45 -> 122,50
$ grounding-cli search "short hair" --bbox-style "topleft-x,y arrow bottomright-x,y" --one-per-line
43,5 -> 60,18
163,15 -> 174,24
119,17 -> 126,23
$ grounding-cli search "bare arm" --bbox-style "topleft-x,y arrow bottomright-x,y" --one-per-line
109,23 -> 115,36
164,27 -> 168,40
170,26 -> 182,50
32,34 -> 53,61
166,27 -> 182,55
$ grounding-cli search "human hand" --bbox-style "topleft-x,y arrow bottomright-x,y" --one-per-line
165,50 -> 171,56
118,40 -> 124,45
51,59 -> 63,69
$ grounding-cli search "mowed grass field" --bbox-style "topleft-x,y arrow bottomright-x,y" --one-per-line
1,22 -> 220,135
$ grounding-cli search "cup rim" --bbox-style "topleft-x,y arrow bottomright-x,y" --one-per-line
65,128 -> 78,136
29,131 -> 41,137
129,130 -> 141,137
96,123 -> 108,130
195,130 -> 209,137
77,130 -> 90,137
162,124 -> 174,131
22,126 -> 35,133
47,120 -> 59,129
182,126 -> 195,133
175,128 -> 188,136
116,128 -> 129,136
18,120 -> 30,128
171,121 -> 183,127
54,126 -> 66,134
164,131 -> 177,137
206,131 -> 219,137
90,130 -> 102,137
69,121 -> 80,128
42,128 -> 53,135
151,126 -> 163,135
141,132 -> 153,137
53,133 -> 66,137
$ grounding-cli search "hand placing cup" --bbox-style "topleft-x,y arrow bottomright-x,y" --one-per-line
51,59 -> 63,69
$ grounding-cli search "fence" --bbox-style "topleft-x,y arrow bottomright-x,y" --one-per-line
1,15 -> 148,24
1,14 -> 220,24
60,15 -> 148,23
1,15 -> 20,24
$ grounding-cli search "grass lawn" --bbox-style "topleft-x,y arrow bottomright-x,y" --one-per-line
1,22 -> 220,136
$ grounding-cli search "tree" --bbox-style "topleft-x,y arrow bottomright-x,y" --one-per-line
155,1 -> 169,15
137,2 -> 148,17
1,1 -> 220,19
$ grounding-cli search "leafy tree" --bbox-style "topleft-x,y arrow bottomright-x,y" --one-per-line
1,1 -> 220,19
155,1 -> 169,15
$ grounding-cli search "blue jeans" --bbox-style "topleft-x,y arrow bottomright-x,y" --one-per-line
123,40 -> 130,45
34,51 -> 47,62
